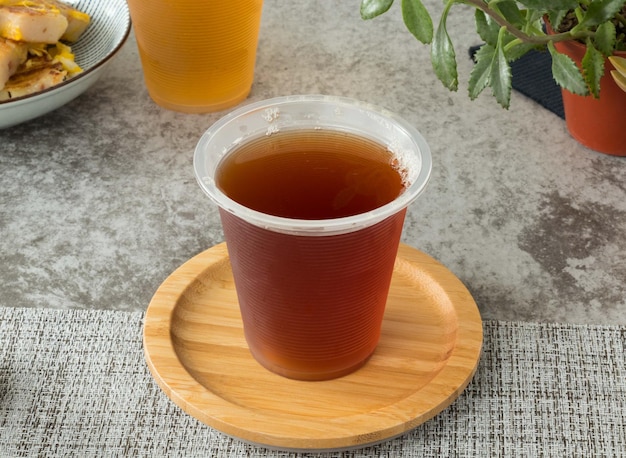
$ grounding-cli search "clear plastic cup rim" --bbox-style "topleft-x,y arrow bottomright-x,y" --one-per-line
193,95 -> 432,236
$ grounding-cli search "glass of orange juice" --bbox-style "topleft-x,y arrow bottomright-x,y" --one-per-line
126,0 -> 263,113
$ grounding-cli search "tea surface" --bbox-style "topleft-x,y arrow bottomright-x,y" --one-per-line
216,130 -> 405,219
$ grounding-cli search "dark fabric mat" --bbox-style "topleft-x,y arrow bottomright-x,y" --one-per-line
469,45 -> 564,118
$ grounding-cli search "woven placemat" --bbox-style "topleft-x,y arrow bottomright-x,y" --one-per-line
1,307 -> 624,457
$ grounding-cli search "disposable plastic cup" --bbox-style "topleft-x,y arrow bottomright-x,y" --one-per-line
194,95 -> 432,380
126,0 -> 263,113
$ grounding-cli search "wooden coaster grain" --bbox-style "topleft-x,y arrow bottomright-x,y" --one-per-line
143,243 -> 483,452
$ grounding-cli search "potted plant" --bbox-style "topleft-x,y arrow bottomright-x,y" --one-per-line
360,0 -> 626,156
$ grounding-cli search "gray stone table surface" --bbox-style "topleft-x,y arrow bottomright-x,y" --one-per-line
1,1 -> 625,325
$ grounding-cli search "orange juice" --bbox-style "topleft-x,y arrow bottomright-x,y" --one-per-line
126,0 -> 263,113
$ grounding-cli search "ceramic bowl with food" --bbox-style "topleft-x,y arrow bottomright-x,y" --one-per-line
0,0 -> 131,129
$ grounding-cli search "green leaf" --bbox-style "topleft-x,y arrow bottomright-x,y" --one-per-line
610,55 -> 626,74
574,0 -> 626,30
548,41 -> 589,95
524,9 -> 546,25
401,0 -> 433,44
494,1 -> 525,28
594,21 -> 617,56
430,2 -> 457,90
517,0 -> 579,10
581,39 -> 605,98
490,28 -> 513,109
468,44 -> 495,100
611,67 -> 626,91
360,0 -> 394,20
475,9 -> 499,46
545,10 -> 568,30
506,41 -> 541,62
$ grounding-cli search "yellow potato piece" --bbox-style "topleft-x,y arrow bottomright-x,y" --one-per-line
0,3 -> 68,43
0,0 -> 90,43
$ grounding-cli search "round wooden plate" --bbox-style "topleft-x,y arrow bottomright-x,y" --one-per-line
143,243 -> 483,452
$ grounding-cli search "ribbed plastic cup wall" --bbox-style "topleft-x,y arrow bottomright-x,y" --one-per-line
127,0 -> 263,113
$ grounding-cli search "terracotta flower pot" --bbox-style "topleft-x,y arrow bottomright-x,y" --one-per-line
551,35 -> 626,156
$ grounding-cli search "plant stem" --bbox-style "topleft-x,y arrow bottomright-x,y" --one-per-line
461,0 -> 592,45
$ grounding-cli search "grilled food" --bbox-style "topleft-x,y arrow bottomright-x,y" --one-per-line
0,58 -> 65,99
0,1 -> 68,43
0,0 -> 90,100
0,36 -> 27,88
